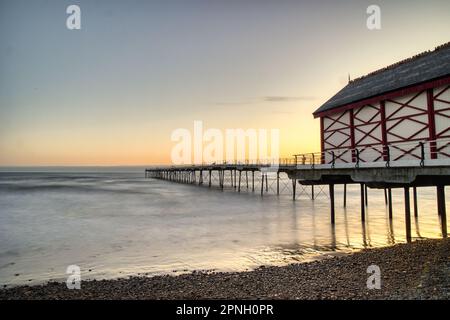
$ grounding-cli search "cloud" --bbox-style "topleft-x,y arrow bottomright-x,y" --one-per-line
213,95 -> 316,106
263,96 -> 317,102
213,100 -> 254,106
271,110 -> 295,115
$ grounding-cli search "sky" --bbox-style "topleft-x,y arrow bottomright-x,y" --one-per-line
0,0 -> 449,165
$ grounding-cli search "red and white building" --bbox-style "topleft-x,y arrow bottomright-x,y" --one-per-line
313,43 -> 450,164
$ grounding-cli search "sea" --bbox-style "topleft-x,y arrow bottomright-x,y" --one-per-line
0,167 -> 448,287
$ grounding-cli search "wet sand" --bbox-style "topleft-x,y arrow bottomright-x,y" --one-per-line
1,238 -> 448,300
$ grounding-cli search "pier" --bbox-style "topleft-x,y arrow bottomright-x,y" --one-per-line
147,44 -> 450,240
146,138 -> 450,240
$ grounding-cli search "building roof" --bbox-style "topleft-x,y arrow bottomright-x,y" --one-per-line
313,42 -> 450,117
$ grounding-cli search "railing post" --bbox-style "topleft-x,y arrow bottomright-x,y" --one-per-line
385,145 -> 390,168
311,153 -> 315,169
331,151 -> 335,168
419,142 -> 425,167
355,149 -> 360,168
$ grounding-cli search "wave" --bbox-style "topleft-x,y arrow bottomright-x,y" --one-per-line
0,183 -> 153,195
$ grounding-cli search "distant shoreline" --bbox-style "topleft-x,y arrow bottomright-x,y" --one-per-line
1,238 -> 448,300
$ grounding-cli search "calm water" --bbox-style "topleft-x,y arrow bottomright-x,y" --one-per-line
0,168 -> 448,287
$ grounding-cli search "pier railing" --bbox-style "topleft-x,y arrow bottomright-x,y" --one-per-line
293,137 -> 450,169
146,137 -> 450,171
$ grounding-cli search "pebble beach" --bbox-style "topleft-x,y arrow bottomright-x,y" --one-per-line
1,238 -> 448,300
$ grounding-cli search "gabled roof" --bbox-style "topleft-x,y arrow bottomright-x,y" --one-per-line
313,42 -> 450,117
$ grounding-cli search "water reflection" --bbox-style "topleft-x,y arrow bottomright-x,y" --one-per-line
361,221 -> 369,248
343,208 -> 350,247
329,224 -> 337,250
386,214 -> 396,245
414,216 -> 422,238
247,184 -> 447,268
365,207 -> 373,247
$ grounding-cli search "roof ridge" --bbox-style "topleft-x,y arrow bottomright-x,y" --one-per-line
349,41 -> 450,84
